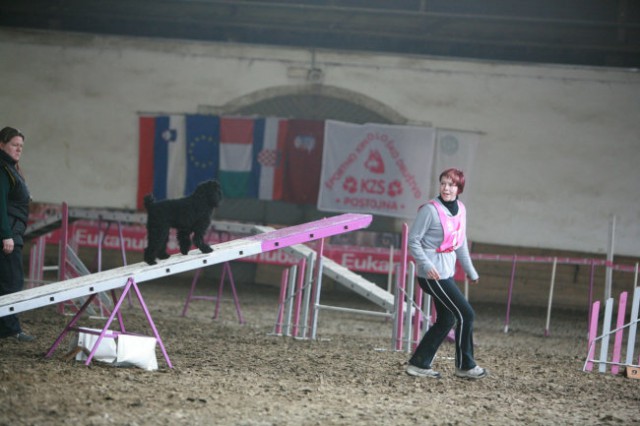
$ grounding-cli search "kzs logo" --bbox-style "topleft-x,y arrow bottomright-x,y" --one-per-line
364,150 -> 384,174
343,176 -> 358,194
387,180 -> 402,197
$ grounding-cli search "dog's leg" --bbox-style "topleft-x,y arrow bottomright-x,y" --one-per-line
157,229 -> 171,259
144,224 -> 164,265
192,221 -> 213,254
177,229 -> 192,255
143,246 -> 157,265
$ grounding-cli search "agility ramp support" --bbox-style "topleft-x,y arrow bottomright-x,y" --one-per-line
181,262 -> 244,324
1,213 -> 372,367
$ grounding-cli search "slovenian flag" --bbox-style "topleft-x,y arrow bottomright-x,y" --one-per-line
137,115 -> 187,208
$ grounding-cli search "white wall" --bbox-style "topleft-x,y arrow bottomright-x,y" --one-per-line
1,29 -> 638,256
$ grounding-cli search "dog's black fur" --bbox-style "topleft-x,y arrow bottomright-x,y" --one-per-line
143,180 -> 223,265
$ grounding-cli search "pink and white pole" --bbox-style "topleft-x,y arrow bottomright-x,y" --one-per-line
393,224 -> 409,351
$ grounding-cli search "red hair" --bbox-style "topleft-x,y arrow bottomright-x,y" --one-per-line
439,168 -> 466,194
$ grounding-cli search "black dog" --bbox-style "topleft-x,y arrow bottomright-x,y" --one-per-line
143,180 -> 223,265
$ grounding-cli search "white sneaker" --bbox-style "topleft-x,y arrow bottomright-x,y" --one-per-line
406,364 -> 441,378
455,365 -> 488,379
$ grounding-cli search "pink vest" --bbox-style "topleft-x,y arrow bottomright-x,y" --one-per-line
429,200 -> 466,253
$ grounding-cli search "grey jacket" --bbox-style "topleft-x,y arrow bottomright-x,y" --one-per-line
407,198 -> 479,281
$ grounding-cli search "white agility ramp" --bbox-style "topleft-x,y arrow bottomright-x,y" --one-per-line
0,214 -> 372,368
26,208 -> 394,313
1,213 -> 372,317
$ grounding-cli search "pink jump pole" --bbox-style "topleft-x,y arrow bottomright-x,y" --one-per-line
587,259 -> 596,330
395,223 -> 409,351
503,255 -> 518,333
544,257 -> 558,337
611,291 -> 628,375
56,203 -> 69,315
584,300 -> 601,372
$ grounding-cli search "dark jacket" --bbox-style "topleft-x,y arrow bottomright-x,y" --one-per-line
0,150 -> 30,246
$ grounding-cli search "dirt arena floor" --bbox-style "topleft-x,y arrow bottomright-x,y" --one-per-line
1,274 -> 638,426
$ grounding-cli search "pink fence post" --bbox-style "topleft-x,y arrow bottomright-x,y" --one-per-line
395,223 -> 409,351
56,203 -> 69,315
584,300 -> 601,372
503,255 -> 518,333
611,291 -> 628,375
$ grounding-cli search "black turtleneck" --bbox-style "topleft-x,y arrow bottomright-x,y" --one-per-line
438,196 -> 459,215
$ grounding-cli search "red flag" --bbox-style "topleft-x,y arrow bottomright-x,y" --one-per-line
281,119 -> 324,205
137,116 -> 156,210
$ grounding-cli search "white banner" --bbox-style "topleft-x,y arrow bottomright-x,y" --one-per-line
318,120 -> 436,219
431,129 -> 480,198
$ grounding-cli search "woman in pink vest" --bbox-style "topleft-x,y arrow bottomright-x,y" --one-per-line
405,168 -> 486,379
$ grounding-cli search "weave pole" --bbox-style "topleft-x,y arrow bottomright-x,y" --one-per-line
583,286 -> 640,376
544,257 -> 558,336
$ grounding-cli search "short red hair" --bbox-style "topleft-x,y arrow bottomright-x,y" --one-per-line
439,168 -> 466,194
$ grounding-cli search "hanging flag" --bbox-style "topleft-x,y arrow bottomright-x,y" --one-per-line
256,117 -> 286,201
137,116 -> 156,210
218,117 -> 258,198
432,129 -> 480,198
318,120 -> 436,219
281,119 -> 325,205
151,115 -> 187,201
137,114 -> 187,207
185,114 -> 220,196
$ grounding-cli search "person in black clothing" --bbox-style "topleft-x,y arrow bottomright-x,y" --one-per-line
0,126 -> 34,341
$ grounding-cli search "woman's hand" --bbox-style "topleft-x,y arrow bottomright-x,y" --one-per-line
2,238 -> 14,254
426,267 -> 440,280
469,278 -> 480,285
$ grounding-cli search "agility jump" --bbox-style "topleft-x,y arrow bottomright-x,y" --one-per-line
0,213 -> 372,367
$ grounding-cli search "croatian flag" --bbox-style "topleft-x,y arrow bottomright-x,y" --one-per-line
217,116 -> 289,200
256,117 -> 286,201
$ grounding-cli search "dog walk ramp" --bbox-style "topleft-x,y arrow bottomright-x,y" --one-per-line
1,214 -> 372,318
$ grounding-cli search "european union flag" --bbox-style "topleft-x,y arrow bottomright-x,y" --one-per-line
185,115 -> 220,196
